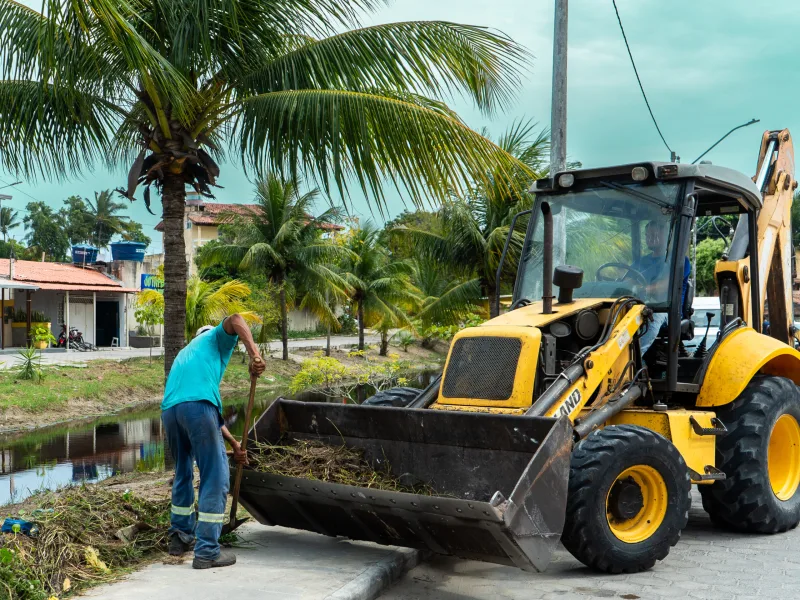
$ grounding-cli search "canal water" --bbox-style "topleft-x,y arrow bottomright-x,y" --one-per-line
0,371 -> 438,506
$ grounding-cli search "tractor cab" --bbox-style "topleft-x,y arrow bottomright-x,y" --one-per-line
519,162 -> 763,395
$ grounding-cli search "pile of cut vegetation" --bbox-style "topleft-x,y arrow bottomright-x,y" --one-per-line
249,439 -> 438,495
0,487 -> 169,600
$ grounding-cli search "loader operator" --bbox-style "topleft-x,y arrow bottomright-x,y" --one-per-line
161,314 -> 266,569
633,219 -> 691,356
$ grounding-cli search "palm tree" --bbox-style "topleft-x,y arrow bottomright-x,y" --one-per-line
184,277 -> 259,342
412,257 -> 482,329
342,224 -> 419,355
0,207 -> 20,242
398,120 -> 550,318
201,173 -> 350,360
1,1 -> 531,375
86,190 -> 128,248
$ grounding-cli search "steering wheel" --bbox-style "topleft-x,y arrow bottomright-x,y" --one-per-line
596,263 -> 648,287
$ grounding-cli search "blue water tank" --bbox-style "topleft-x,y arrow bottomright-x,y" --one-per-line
110,241 -> 147,262
72,244 -> 98,264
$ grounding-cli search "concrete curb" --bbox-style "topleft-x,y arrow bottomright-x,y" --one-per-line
324,548 -> 420,600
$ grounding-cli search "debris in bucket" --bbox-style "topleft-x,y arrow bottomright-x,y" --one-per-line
249,439 -> 439,495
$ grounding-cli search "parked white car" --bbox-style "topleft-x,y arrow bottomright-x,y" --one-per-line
687,296 -> 720,352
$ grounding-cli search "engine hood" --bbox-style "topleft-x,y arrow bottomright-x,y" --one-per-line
483,299 -> 607,329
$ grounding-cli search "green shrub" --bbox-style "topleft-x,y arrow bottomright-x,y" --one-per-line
16,346 -> 44,383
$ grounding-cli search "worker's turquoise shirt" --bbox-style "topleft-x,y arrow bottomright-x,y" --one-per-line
161,321 -> 239,415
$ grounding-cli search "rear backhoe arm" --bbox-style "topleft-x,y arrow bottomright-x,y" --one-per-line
715,129 -> 797,344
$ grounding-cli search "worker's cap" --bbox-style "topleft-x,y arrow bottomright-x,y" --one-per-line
196,325 -> 214,337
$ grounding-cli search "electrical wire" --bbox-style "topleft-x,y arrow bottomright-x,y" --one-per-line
0,177 -> 42,204
611,0 -> 673,155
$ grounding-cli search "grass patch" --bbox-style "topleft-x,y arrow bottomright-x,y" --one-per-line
0,356 -> 300,417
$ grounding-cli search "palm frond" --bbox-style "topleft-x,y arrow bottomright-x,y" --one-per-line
417,277 -> 482,326
242,21 -> 528,114
0,80 -> 119,179
237,89 -> 529,213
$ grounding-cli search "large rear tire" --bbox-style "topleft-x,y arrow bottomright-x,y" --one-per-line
699,375 -> 800,533
562,425 -> 691,573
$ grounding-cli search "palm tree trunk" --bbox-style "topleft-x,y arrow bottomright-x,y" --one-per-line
357,301 -> 365,351
161,174 -> 187,377
326,323 -> 331,357
325,289 -> 331,357
280,284 -> 288,361
488,287 -> 499,319
379,330 -> 388,356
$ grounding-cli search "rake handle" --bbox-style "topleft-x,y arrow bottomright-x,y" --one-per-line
227,358 -> 261,531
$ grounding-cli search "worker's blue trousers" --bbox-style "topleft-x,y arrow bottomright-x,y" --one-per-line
162,400 -> 229,560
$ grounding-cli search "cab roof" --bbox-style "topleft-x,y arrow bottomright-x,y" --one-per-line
535,162 -> 762,212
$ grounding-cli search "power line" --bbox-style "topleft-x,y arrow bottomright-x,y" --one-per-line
0,177 -> 43,205
611,0 -> 674,157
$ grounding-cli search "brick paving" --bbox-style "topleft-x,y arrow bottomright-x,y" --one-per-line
380,490 -> 797,600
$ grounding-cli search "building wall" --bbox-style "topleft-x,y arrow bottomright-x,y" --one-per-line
287,308 -> 321,332
7,290 -> 129,348
186,224 -> 219,277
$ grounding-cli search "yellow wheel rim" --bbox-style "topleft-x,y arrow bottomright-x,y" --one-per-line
768,414 -> 800,501
606,465 -> 668,544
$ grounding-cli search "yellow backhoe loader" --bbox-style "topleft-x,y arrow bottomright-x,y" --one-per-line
238,129 -> 800,574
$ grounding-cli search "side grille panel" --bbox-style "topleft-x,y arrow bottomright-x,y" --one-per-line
442,336 -> 521,400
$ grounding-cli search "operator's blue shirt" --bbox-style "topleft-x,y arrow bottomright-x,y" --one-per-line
632,254 -> 692,312
161,321 -> 239,415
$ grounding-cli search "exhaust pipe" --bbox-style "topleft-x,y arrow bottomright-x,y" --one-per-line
541,202 -> 554,314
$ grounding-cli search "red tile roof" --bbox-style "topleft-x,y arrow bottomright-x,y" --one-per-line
0,260 -> 135,292
154,202 -> 343,232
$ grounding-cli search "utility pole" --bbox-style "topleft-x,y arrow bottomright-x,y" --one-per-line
550,0 -> 568,176
551,0 -> 568,264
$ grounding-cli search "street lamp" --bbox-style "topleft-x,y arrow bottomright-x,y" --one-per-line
691,119 -> 760,165
0,182 -> 21,191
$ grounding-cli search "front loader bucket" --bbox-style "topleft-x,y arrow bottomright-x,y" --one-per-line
237,399 -> 572,572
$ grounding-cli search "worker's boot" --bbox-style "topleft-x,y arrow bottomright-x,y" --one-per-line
168,534 -> 194,556
192,550 -> 237,570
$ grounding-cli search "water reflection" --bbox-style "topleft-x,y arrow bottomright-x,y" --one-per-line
0,370 -> 437,506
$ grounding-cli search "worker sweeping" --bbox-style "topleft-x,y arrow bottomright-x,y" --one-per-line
161,314 -> 266,569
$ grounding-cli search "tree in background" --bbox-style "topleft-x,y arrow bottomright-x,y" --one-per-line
0,0 -> 531,376
23,202 -> 69,261
399,121 -> 550,318
120,221 -> 152,247
695,238 -> 726,296
412,257 -> 482,330
341,223 -> 420,355
59,196 -> 95,245
86,190 -> 128,248
0,207 -> 20,242
184,277 -> 260,342
135,289 -> 165,362
201,174 -> 350,360
0,239 -> 34,260
793,190 -> 800,247
379,210 -> 439,261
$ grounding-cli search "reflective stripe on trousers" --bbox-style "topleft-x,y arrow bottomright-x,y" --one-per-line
162,400 -> 230,560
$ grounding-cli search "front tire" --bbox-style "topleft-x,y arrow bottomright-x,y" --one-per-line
562,425 -> 691,574
699,375 -> 800,533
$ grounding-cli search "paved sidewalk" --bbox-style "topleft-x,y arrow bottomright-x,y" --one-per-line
0,335 -> 379,368
84,524 -> 416,600
380,490 -> 800,600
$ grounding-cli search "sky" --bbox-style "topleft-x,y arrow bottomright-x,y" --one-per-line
5,0 -> 800,253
